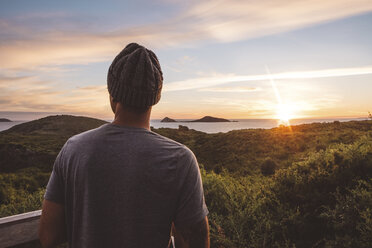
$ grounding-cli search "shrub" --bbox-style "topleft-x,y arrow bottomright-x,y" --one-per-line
0,188 -> 45,218
260,158 -> 277,176
178,125 -> 189,131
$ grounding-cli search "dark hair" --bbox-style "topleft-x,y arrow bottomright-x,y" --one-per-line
111,96 -> 151,114
124,105 -> 151,114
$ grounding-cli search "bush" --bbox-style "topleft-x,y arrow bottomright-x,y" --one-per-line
260,158 -> 277,176
178,125 -> 189,131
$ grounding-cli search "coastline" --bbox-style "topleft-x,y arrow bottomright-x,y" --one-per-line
1,117 -> 369,134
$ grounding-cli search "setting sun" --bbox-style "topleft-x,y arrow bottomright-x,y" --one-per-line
276,103 -> 295,125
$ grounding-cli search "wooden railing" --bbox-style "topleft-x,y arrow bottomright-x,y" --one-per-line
0,210 -> 41,248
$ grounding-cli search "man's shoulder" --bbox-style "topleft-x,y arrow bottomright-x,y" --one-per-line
150,131 -> 193,153
150,132 -> 196,165
149,130 -> 183,146
65,124 -> 108,147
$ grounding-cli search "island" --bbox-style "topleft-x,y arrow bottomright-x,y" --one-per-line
160,116 -> 233,122
161,117 -> 177,122
190,116 -> 231,122
0,118 -> 12,122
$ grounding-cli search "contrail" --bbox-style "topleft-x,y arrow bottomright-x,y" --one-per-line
164,65 -> 372,92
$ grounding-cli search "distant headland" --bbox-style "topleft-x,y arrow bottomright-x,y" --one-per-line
0,118 -> 12,122
161,116 -> 232,123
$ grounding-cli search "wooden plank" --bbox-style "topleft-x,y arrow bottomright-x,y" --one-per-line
0,210 -> 41,248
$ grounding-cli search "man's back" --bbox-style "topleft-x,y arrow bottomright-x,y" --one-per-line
45,123 -> 208,247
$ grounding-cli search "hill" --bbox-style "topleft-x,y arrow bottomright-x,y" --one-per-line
0,115 -> 107,172
0,118 -> 11,122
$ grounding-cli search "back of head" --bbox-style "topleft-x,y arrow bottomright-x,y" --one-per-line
107,43 -> 163,111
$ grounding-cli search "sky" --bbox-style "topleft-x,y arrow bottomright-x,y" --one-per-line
0,0 -> 372,120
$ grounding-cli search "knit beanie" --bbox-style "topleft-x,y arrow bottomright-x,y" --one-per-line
107,43 -> 163,108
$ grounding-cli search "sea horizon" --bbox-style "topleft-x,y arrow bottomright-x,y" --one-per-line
1,116 -> 369,133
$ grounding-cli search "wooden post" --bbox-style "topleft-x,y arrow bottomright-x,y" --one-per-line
0,210 -> 41,247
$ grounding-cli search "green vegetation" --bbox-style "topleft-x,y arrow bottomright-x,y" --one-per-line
0,115 -> 371,247
155,120 -> 371,175
203,137 -> 372,247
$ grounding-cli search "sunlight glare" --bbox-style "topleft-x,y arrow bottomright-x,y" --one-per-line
276,103 -> 294,125
265,65 -> 295,126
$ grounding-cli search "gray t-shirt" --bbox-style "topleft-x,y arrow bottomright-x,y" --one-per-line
45,123 -> 208,248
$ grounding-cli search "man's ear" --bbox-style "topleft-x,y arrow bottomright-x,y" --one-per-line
109,95 -> 117,114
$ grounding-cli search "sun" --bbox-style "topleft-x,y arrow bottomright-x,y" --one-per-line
265,66 -> 296,126
276,103 -> 294,125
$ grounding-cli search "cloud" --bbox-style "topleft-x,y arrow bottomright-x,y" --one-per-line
199,86 -> 343,118
182,0 -> 372,42
198,86 -> 261,92
164,66 -> 372,91
176,56 -> 194,64
0,75 -> 32,83
0,75 -> 53,92
77,85 -> 107,91
0,73 -> 111,117
201,97 -> 276,117
1,0 -> 372,69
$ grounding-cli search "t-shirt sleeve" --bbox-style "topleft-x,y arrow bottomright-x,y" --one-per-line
174,150 -> 209,226
44,146 -> 66,205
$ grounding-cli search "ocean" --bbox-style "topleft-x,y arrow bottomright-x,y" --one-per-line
0,118 -> 368,133
150,118 -> 368,133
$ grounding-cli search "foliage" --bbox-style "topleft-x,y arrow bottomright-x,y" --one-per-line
323,179 -> 372,247
0,188 -> 45,218
0,167 -> 49,217
0,115 -> 371,247
203,135 -> 372,247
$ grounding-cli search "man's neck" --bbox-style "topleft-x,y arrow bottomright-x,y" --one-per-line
111,107 -> 151,130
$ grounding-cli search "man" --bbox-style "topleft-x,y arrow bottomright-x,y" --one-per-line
39,43 -> 210,248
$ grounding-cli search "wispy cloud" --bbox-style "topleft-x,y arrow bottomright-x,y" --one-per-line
164,66 -> 372,91
199,87 -> 343,118
0,73 -> 110,116
1,0 -> 372,69
198,86 -> 261,92
77,85 -> 107,91
182,0 -> 372,42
